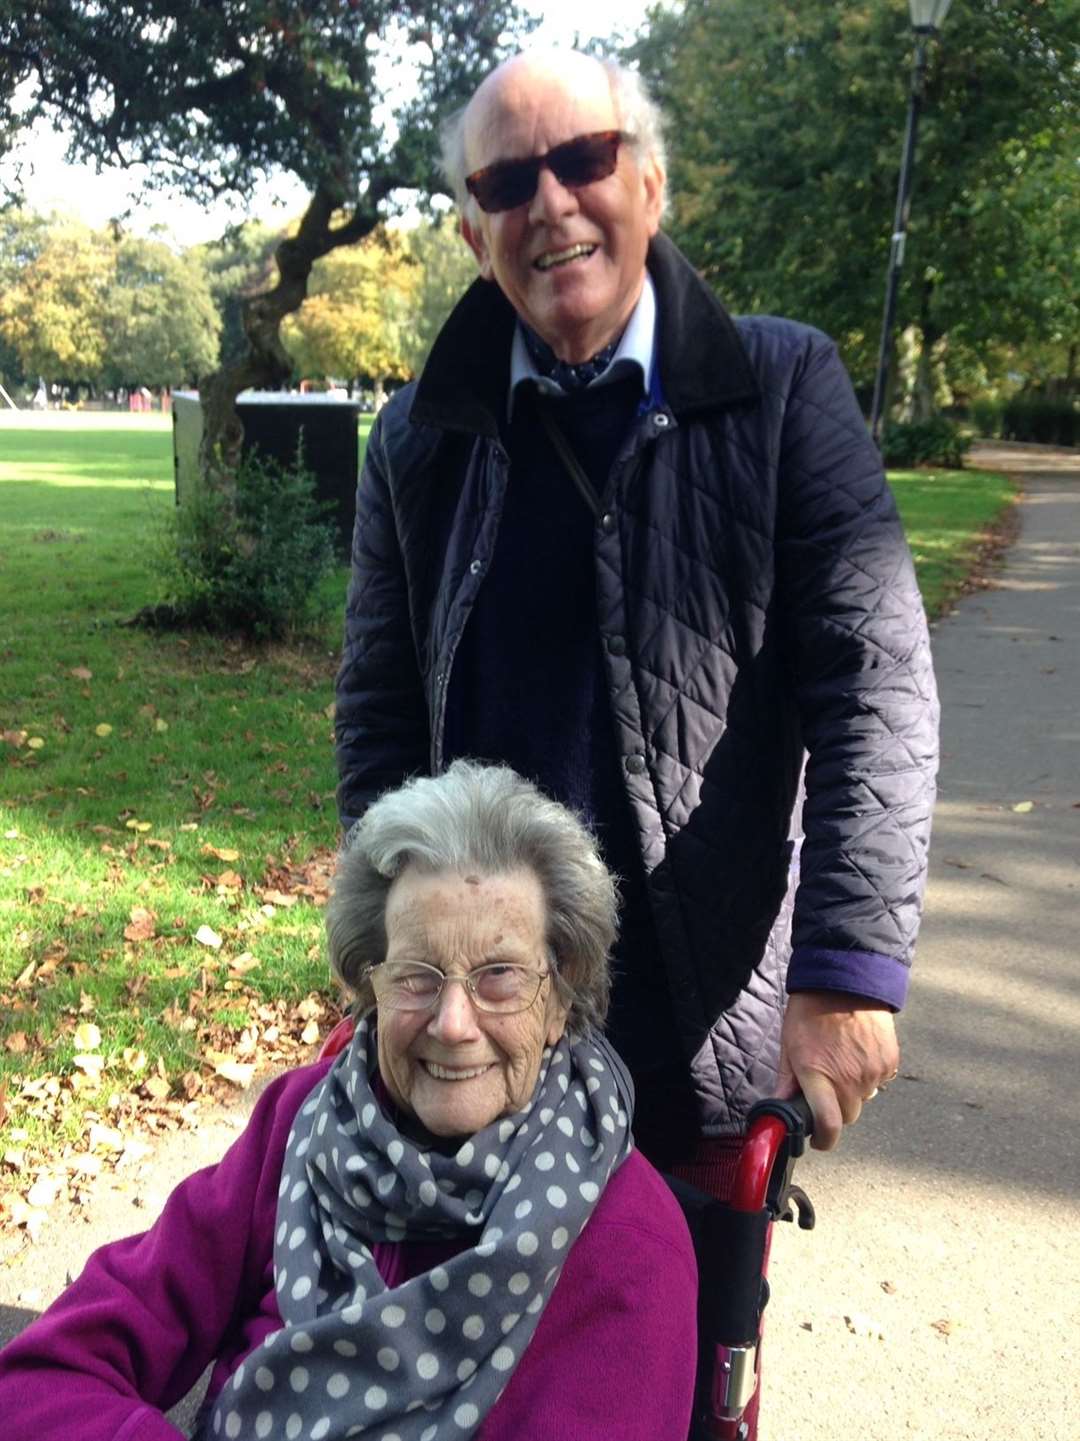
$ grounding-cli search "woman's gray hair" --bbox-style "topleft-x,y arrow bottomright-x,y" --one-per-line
326,760 -> 618,1036
439,55 -> 668,221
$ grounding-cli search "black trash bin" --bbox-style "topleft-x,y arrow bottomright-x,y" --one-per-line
172,391 -> 363,557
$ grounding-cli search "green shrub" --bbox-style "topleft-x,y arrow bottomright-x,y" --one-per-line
159,446 -> 338,638
1001,394 -> 1078,447
881,416 -> 972,469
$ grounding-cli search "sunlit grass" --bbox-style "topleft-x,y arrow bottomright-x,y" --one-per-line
888,467 -> 1017,618
1,414 -> 374,1169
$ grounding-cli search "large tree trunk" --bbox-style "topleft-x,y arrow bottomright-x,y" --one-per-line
196,182 -> 381,494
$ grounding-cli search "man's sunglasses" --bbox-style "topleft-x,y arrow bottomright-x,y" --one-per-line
465,130 -> 630,214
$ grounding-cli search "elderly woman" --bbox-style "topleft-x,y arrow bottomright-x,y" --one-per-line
0,762 -> 696,1441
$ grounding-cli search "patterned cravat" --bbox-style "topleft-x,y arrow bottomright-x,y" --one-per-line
522,324 -> 620,391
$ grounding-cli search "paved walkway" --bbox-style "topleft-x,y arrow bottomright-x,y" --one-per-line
2,442 -> 1078,1438
765,441 -> 1080,1439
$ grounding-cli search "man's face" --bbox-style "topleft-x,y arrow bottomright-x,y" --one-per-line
461,56 -> 664,364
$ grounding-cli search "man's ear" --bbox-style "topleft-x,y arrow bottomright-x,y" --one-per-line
642,157 -> 665,239
461,213 -> 494,281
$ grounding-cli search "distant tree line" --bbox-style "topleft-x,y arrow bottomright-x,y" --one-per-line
0,209 -> 476,406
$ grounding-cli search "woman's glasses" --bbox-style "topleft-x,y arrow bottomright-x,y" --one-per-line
465,130 -> 630,214
364,960 -> 550,1014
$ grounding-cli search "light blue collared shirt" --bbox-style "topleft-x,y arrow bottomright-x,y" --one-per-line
508,273 -> 658,418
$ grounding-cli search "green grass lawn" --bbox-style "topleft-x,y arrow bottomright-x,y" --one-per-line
0,414 -> 373,1182
0,415 -> 1014,1200
888,467 -> 1016,618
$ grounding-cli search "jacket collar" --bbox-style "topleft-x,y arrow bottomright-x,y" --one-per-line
409,230 -> 759,437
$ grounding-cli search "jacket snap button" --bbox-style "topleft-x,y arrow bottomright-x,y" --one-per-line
608,635 -> 627,657
469,559 -> 482,576
625,754 -> 646,775
653,412 -> 671,429
600,512 -> 616,534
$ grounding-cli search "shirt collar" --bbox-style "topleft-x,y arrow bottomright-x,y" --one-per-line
508,272 -> 657,418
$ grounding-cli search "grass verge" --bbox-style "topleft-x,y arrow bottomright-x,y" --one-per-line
0,414 -> 374,1229
888,466 -> 1019,618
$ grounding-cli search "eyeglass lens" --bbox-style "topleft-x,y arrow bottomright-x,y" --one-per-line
466,131 -> 624,214
371,961 -> 544,1013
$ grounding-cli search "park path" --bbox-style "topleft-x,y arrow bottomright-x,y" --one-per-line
764,440 -> 1080,1439
2,441 -> 1079,1438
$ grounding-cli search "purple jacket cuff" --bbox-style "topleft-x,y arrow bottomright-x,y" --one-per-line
787,946 -> 909,1012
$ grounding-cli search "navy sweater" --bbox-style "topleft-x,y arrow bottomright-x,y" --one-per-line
443,378 -> 697,1162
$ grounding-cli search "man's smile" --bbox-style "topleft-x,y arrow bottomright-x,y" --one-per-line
534,242 -> 598,271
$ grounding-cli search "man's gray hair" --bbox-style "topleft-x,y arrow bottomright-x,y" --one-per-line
439,55 -> 668,220
326,760 -> 618,1036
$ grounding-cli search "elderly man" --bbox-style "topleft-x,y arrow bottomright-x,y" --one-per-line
334,49 -> 938,1166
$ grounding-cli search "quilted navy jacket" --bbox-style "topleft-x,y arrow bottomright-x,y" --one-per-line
335,233 -> 939,1134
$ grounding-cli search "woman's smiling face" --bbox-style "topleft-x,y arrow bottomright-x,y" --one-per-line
375,867 -> 569,1137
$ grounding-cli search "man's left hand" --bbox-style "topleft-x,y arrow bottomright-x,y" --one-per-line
775,991 -> 899,1151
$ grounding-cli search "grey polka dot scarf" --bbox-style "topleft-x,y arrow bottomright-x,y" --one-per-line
209,1017 -> 633,1441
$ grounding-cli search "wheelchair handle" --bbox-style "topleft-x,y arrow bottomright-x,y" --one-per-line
729,1095 -> 815,1225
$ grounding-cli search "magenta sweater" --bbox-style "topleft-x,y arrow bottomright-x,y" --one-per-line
0,1060 -> 697,1441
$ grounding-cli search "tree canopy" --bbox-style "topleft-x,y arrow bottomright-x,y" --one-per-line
283,224 -> 417,392
0,0 -> 530,473
633,0 -> 1079,406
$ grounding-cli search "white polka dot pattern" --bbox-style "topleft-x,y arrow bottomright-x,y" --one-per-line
210,1019 -> 632,1441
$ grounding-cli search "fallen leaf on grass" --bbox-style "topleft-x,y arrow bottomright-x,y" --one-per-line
125,819 -> 152,833
27,737 -> 45,750
216,869 -> 244,890
14,960 -> 38,988
213,1059 -> 255,1088
123,906 -> 158,942
1012,801 -> 1034,813
179,822 -> 199,832
228,952 -> 260,975
154,718 -> 169,733
87,1123 -> 125,1152
72,1053 -> 104,1078
94,724 -> 113,738
2,729 -> 28,748
300,1019 -> 320,1046
258,888 -> 297,908
70,666 -> 93,681
4,1032 -> 29,1054
202,844 -> 240,863
195,924 -> 223,950
73,1022 -> 101,1051
142,1075 -> 170,1101
4,827 -> 20,838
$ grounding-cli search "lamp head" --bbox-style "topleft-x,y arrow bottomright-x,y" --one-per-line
909,0 -> 953,33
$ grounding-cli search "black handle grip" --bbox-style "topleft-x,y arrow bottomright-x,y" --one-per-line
746,1094 -> 815,1149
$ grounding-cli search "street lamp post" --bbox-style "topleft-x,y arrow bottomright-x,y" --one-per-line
869,0 -> 953,447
